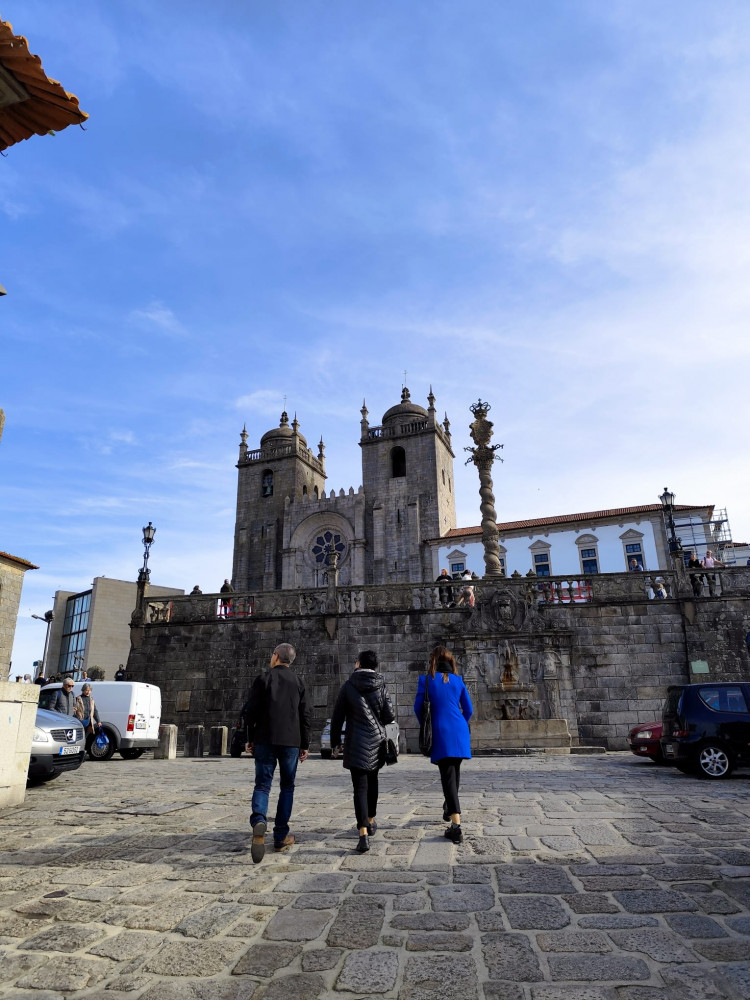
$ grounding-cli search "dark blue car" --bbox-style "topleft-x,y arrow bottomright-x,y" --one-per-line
661,682 -> 750,779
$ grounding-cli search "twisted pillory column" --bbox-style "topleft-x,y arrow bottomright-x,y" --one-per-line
465,399 -> 504,578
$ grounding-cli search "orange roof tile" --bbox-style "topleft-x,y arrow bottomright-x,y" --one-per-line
0,551 -> 39,569
438,502 -> 711,539
0,20 -> 87,152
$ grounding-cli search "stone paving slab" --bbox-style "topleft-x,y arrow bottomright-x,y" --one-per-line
1,752 -> 749,998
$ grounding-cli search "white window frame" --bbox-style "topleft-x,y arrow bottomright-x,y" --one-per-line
529,539 -> 552,577
575,533 -> 600,574
620,529 -> 646,571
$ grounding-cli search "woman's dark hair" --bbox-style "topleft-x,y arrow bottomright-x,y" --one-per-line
358,650 -> 378,670
428,644 -> 457,683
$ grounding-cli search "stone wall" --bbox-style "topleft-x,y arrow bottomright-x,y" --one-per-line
0,554 -> 37,682
126,569 -> 750,752
0,680 -> 39,808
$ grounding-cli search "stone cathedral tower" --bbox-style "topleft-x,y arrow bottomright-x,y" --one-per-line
232,412 -> 327,591
360,387 -> 456,584
231,387 -> 456,593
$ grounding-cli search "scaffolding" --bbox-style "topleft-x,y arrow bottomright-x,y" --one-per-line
669,507 -> 735,564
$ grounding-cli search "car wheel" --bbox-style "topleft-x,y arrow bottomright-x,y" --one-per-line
119,748 -> 145,760
88,727 -> 117,761
320,749 -> 332,759
696,744 -> 733,779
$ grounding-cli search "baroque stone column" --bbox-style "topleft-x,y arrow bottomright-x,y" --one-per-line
465,399 -> 504,578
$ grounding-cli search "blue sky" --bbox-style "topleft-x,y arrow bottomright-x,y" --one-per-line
3,1 -> 750,672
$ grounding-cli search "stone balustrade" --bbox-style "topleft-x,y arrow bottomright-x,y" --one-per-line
142,567 -> 750,626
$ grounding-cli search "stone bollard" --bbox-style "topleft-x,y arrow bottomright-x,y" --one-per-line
184,725 -> 204,757
154,724 -> 177,760
209,726 -> 228,756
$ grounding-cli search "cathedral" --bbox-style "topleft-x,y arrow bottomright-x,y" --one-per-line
231,387 -> 456,591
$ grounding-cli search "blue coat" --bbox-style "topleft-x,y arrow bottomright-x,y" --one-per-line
414,673 -> 473,763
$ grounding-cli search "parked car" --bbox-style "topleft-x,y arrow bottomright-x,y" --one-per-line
38,682 -> 161,761
28,707 -> 86,783
319,718 -> 399,759
627,721 -> 663,763
661,682 -> 750,779
319,718 -> 341,759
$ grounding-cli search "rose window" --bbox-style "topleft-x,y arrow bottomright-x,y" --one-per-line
311,531 -> 346,565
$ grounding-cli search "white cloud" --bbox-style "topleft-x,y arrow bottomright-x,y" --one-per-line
129,302 -> 189,338
235,390 -> 287,413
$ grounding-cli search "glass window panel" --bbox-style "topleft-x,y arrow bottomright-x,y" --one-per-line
581,548 -> 596,559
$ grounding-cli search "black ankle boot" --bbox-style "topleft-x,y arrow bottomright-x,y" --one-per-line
356,834 -> 370,853
444,823 -> 463,844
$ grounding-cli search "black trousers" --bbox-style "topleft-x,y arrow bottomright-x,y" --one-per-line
437,757 -> 462,817
350,768 -> 379,827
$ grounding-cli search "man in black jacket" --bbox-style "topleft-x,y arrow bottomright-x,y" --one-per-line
53,679 -> 78,717
245,642 -> 310,863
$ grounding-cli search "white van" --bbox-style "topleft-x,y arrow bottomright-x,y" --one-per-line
38,682 -> 161,761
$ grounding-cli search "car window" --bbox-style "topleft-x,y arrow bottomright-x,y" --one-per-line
38,690 -> 55,711
664,688 -> 684,715
698,687 -> 749,713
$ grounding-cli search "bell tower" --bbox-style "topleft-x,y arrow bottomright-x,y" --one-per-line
359,387 -> 456,584
232,412 -> 327,591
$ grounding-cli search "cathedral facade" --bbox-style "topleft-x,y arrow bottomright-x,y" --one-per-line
231,387 -> 456,591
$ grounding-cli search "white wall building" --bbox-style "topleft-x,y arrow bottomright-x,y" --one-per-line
429,503 -> 717,579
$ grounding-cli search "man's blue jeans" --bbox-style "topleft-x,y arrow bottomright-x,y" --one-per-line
250,744 -> 300,846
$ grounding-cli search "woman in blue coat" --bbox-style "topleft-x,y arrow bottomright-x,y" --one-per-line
413,644 -> 473,844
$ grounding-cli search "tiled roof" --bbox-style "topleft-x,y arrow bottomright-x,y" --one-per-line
0,20 -> 87,152
0,551 -> 39,569
441,503 -> 710,539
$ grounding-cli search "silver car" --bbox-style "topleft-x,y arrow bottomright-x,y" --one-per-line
28,708 -> 86,783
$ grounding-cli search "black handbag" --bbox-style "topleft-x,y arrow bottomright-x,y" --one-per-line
361,680 -> 399,767
384,736 -> 399,766
418,675 -> 432,756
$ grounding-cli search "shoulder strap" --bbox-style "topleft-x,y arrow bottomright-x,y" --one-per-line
359,680 -> 387,732
424,674 -> 430,703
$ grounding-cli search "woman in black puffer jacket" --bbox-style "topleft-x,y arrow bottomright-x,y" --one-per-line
330,650 -> 395,854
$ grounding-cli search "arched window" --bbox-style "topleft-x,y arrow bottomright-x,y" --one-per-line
391,446 -> 406,478
261,470 -> 273,497
313,485 -> 319,498
302,485 -> 308,496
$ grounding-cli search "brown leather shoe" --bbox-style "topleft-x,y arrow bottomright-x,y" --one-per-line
250,821 -> 266,864
274,834 -> 295,852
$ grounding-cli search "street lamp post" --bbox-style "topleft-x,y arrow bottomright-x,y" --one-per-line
138,521 -> 156,584
658,487 -> 682,560
31,609 -> 54,679
133,522 -> 156,624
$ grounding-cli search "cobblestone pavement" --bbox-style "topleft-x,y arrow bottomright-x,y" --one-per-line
1,752 -> 749,999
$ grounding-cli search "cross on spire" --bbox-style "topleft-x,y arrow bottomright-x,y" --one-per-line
402,370 -> 407,389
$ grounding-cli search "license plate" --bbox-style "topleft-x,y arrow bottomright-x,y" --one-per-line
663,744 -> 675,757
135,721 -> 146,729
58,746 -> 79,756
